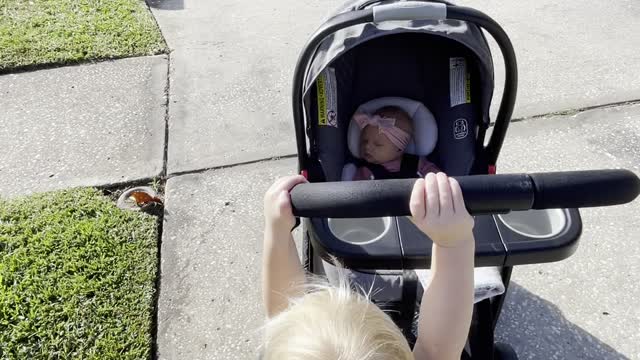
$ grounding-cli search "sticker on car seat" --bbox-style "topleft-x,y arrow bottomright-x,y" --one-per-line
317,67 -> 338,127
454,118 -> 469,139
449,57 -> 471,107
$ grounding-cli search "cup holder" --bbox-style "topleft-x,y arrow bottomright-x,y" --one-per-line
327,217 -> 392,245
497,209 -> 567,239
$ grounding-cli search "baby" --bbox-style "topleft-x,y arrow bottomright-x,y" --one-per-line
350,106 -> 439,181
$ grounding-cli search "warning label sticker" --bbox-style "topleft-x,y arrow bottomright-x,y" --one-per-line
449,57 -> 471,107
317,67 -> 338,127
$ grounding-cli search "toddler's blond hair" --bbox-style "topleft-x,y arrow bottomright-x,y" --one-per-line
261,268 -> 413,360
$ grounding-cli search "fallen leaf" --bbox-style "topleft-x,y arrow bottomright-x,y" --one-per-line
129,191 -> 162,206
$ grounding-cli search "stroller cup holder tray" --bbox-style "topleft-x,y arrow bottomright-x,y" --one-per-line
307,208 -> 582,269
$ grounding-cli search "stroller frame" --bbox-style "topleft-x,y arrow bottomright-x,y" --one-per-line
291,1 -> 522,359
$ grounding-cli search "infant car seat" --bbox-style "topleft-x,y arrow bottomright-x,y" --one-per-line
310,33 -> 489,183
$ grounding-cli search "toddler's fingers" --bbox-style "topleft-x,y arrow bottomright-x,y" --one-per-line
449,177 -> 467,214
410,178 -> 426,219
425,173 -> 440,217
277,189 -> 292,212
279,175 -> 308,192
268,177 -> 288,195
437,173 -> 453,215
272,176 -> 289,187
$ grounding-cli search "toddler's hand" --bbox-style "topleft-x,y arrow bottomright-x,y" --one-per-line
410,172 -> 474,247
263,175 -> 307,232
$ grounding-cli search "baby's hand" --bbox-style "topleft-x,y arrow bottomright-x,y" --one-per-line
263,175 -> 307,232
410,172 -> 474,247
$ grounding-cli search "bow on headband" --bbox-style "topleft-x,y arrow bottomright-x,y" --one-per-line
353,113 -> 411,151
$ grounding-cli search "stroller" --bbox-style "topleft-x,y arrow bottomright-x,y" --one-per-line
287,1 -> 640,359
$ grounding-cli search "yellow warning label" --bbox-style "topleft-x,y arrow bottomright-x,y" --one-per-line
317,74 -> 327,126
465,71 -> 471,103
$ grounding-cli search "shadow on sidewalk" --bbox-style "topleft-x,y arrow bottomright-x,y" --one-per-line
495,282 -> 628,359
147,0 -> 184,10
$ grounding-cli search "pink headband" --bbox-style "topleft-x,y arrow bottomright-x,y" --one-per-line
353,113 -> 411,151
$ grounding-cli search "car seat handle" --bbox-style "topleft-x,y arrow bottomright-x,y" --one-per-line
290,169 -> 640,218
372,2 -> 447,22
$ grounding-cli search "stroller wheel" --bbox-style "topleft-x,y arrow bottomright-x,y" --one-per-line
493,342 -> 518,360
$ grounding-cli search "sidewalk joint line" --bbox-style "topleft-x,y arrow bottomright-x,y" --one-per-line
499,99 -> 640,126
147,5 -> 172,356
166,154 -> 299,179
161,54 -> 171,178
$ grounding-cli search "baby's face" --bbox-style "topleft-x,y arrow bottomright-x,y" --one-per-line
360,125 -> 403,164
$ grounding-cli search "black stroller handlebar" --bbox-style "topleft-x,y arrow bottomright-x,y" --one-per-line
290,170 -> 640,218
292,2 -> 517,171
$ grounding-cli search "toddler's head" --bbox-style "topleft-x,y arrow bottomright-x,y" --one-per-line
357,106 -> 413,164
261,275 -> 412,360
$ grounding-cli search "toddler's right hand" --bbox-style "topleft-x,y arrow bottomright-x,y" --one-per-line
410,172 -> 474,248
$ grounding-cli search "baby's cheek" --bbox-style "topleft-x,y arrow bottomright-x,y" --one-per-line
386,146 -> 400,157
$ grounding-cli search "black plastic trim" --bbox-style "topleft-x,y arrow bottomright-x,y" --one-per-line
305,217 -> 404,269
446,6 -> 518,165
497,208 -> 582,266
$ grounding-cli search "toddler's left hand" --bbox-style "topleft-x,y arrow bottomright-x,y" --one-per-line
263,175 -> 307,231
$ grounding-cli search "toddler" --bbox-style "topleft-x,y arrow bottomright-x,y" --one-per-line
261,172 -> 474,359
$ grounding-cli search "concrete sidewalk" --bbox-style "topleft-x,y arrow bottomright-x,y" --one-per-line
148,0 -> 339,174
0,56 -> 168,198
460,0 -> 640,119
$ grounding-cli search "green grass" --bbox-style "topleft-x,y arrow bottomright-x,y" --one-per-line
0,188 -> 158,359
0,0 -> 167,71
